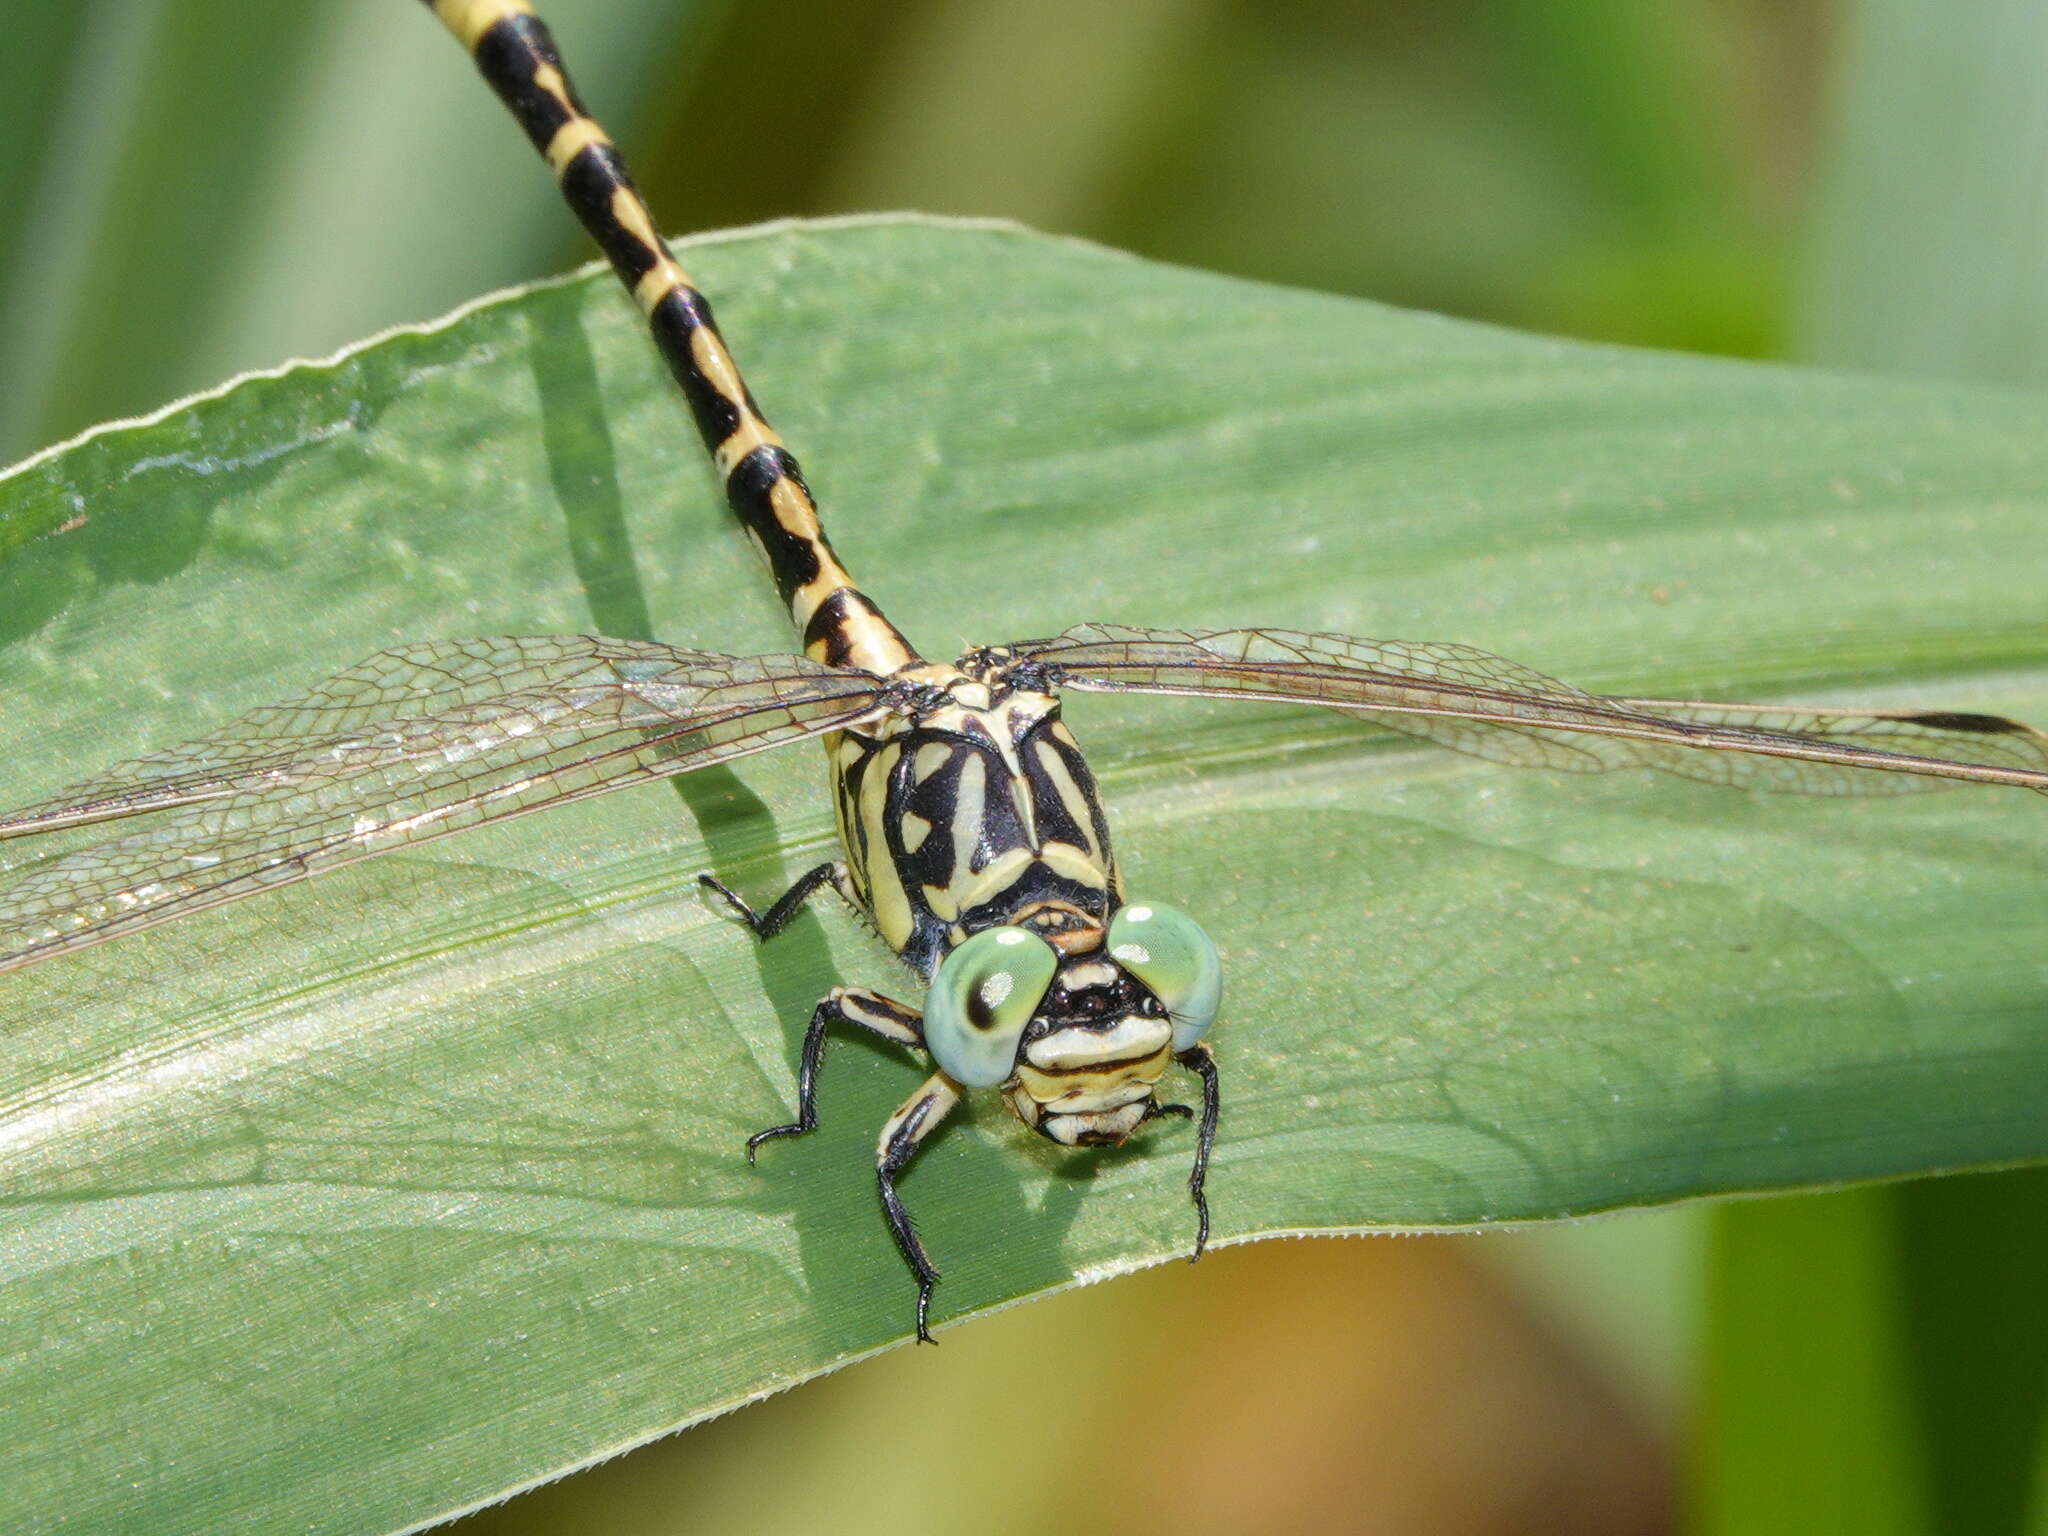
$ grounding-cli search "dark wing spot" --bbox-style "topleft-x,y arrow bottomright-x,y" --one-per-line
1901,711 -> 2027,735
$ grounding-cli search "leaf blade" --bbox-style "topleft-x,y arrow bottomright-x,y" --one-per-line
0,219 -> 2043,1532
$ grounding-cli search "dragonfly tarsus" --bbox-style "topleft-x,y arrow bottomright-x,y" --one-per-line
743,987 -> 924,1163
698,861 -> 851,940
1177,1043 -> 1220,1259
876,1074 -> 958,1346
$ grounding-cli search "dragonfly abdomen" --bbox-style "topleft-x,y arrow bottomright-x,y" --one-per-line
424,0 -> 916,677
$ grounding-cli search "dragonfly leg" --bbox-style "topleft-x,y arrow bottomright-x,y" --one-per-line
876,1072 -> 962,1344
1175,1043 -> 1220,1260
746,987 -> 923,1163
700,861 -> 856,940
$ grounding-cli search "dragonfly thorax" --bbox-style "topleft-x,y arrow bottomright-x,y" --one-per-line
828,665 -> 1120,979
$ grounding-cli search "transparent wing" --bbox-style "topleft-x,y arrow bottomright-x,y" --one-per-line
0,635 -> 891,972
1021,624 -> 2048,796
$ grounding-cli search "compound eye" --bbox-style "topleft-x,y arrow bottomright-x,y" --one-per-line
1107,901 -> 1221,1051
923,926 -> 1059,1087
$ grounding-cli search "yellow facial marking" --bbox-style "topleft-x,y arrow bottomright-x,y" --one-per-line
1023,1015 -> 1171,1071
1012,1066 -> 1160,1115
433,0 -> 535,51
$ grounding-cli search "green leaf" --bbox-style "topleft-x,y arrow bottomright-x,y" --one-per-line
1,218 -> 2043,1532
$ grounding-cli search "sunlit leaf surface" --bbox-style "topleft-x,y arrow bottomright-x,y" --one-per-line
1,219 -> 2043,1533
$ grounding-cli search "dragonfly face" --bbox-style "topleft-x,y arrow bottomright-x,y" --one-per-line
933,900 -> 1221,1148
783,650 -> 1226,1335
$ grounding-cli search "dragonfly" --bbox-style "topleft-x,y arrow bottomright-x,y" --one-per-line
4,0 -> 2047,1343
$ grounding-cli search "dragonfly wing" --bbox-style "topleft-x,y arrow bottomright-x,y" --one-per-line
1,635 -> 761,835
1022,624 -> 2048,796
1591,697 -> 2048,794
0,636 -> 891,971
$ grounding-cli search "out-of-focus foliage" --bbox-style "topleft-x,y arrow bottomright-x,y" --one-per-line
1697,1 -> 2048,1532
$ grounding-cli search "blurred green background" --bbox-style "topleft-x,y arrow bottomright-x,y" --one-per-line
2,1 -> 2044,1532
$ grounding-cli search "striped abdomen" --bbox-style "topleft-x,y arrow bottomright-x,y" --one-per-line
423,0 -> 915,677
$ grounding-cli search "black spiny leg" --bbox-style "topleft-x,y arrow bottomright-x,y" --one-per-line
701,861 -> 854,940
746,988 -> 923,1162
1176,1043 -> 1220,1260
876,1074 -> 961,1344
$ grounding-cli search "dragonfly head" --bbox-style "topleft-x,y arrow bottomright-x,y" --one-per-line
920,901 -> 1221,1109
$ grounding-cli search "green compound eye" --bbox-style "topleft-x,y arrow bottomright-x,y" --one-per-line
1107,901 -> 1222,1051
923,925 -> 1060,1087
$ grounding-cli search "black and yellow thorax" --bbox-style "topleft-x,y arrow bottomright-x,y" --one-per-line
827,657 -> 1120,980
